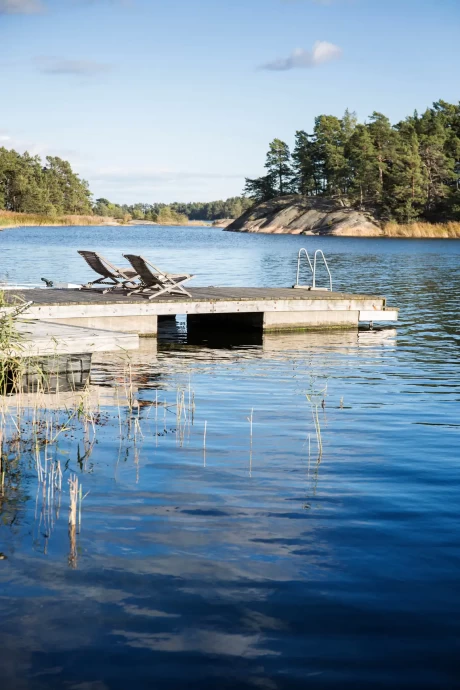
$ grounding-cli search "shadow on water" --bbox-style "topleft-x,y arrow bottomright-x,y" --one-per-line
158,313 -> 397,352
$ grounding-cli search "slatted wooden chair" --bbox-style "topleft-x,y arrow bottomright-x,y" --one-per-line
123,254 -> 194,300
78,251 -> 139,294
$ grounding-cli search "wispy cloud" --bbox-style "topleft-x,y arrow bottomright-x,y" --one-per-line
85,167 -> 246,203
90,167 -> 245,185
0,129 -> 79,158
35,56 -> 114,76
260,41 -> 342,71
0,0 -> 127,14
0,0 -> 44,13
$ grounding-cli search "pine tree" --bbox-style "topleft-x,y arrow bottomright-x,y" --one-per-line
416,109 -> 456,213
341,109 -> 358,142
265,139 -> 294,196
292,130 -> 319,196
346,124 -> 379,208
313,115 -> 347,197
387,126 -> 427,222
244,174 -> 277,203
367,112 -> 395,202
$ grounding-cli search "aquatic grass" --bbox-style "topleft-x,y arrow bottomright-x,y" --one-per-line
174,379 -> 197,448
68,474 -> 79,568
305,378 -> 328,462
1,354 -> 331,567
0,290 -> 29,397
0,351 -> 165,565
0,375 -> 106,562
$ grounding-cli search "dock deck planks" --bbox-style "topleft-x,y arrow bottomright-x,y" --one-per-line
4,287 -> 384,306
2,287 -> 397,334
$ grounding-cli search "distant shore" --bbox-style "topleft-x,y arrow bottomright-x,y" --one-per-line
227,220 -> 460,239
0,211 -> 118,230
0,212 -> 215,231
226,196 -> 460,239
2,209 -> 460,238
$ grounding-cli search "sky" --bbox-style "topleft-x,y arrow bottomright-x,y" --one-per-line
1,0 -> 459,204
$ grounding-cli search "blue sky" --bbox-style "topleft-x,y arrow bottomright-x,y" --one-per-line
1,0 -> 459,203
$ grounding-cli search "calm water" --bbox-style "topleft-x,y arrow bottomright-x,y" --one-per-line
1,226 -> 460,690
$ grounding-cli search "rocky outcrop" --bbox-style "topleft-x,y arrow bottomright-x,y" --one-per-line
212,218 -> 235,228
226,195 -> 382,236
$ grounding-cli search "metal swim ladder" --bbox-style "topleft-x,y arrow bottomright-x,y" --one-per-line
293,247 -> 332,291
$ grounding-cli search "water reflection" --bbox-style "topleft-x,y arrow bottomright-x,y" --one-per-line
1,228 -> 460,690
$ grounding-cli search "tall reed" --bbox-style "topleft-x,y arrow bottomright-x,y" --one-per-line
383,221 -> 460,238
0,210 -> 115,229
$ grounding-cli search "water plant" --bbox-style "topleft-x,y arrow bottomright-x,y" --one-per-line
0,357 -> 205,565
305,377 -> 328,462
0,291 -> 29,396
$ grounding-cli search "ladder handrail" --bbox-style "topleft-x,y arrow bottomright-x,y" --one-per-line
295,248 -> 314,287
294,247 -> 333,291
313,249 -> 332,292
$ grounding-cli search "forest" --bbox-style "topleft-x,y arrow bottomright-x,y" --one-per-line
0,147 -> 250,223
92,197 -> 253,223
244,100 -> 460,223
0,149 -> 93,216
2,98 -> 460,226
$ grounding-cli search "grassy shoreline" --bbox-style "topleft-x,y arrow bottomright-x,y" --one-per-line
1,210 -> 460,237
382,221 -> 460,238
0,210 -> 118,229
0,211 -> 210,230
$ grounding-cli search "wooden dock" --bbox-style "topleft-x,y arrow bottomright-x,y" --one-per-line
14,320 -> 139,356
3,287 -> 398,337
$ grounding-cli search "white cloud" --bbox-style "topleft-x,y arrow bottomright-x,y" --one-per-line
92,166 -> 244,180
0,0 -> 44,13
0,0 -> 127,12
83,166 -> 247,203
260,41 -> 342,71
0,130 -> 79,160
0,0 -> 127,14
35,56 -> 114,76
88,167 -> 244,190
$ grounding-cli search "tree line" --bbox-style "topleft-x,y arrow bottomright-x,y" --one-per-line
244,100 -> 460,223
0,148 -> 93,216
0,147 -> 251,223
92,197 -> 252,223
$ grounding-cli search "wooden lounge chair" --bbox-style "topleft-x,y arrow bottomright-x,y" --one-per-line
123,254 -> 194,300
78,250 -> 139,294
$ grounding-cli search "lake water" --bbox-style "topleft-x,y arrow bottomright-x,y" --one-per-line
1,226 -> 460,690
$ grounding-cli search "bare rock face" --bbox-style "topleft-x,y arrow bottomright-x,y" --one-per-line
212,218 -> 235,228
226,195 -> 382,236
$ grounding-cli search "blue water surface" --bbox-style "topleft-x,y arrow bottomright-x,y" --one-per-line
0,226 -> 459,689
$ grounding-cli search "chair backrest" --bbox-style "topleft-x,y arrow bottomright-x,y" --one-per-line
124,255 -> 164,287
78,251 -> 117,279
